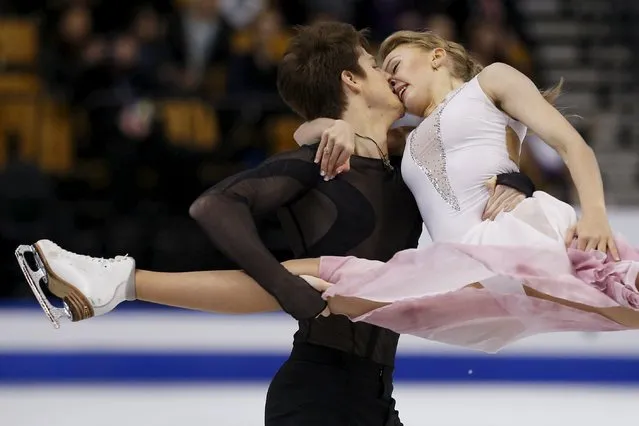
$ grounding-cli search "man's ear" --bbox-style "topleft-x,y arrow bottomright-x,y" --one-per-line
341,70 -> 361,94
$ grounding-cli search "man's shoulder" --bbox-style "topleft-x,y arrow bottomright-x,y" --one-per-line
265,144 -> 319,164
253,145 -> 320,181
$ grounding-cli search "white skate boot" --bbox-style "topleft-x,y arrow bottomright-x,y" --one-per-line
15,239 -> 136,329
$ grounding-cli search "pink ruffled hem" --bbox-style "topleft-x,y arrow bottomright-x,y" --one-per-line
568,242 -> 639,309
318,238 -> 639,353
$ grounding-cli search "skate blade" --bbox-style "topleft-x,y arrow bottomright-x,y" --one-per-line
15,245 -> 72,329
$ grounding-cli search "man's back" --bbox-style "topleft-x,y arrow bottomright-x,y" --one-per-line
188,143 -> 419,425
276,145 -> 422,365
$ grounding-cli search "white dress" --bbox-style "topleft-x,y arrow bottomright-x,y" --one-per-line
319,76 -> 639,353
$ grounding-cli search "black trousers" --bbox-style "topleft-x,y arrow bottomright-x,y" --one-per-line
265,343 -> 403,426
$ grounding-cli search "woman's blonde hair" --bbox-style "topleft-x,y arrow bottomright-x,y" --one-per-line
378,30 -> 562,105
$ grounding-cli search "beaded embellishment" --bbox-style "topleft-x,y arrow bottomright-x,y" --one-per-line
409,86 -> 465,211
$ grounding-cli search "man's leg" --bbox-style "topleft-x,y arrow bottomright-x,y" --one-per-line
265,354 -> 348,426
348,364 -> 403,426
267,343 -> 403,426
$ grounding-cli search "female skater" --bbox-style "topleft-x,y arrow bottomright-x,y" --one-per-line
286,30 -> 639,352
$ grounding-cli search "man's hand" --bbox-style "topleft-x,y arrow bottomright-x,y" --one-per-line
482,177 -> 526,220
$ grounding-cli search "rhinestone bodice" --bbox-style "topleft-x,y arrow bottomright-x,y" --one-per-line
408,86 -> 464,211
401,77 -> 527,243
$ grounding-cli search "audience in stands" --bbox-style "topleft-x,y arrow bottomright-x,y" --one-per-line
0,0 -> 554,293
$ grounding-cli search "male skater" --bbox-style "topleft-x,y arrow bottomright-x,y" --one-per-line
16,22 -> 533,426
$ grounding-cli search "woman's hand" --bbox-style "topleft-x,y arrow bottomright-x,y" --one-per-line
315,119 -> 355,180
300,275 -> 332,317
565,211 -> 620,260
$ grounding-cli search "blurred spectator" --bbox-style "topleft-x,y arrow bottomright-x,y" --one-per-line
91,0 -> 173,34
397,0 -> 470,40
94,33 -> 166,214
39,5 -> 106,103
164,0 -> 232,95
0,0 -> 557,298
227,8 -> 289,95
109,33 -> 160,106
132,4 -> 171,83
73,30 -> 158,140
274,0 -> 308,26
305,0 -> 356,23
471,0 -> 533,49
219,0 -> 265,29
466,19 -> 533,76
424,13 -> 457,41
395,9 -> 424,32
467,0 -> 536,75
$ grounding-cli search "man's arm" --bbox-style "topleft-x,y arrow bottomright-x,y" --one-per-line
188,147 -> 327,320
482,171 -> 537,220
496,171 -> 536,197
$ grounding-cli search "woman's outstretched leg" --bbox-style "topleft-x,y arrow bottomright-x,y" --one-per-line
136,258 -> 324,314
135,270 -> 282,314
136,257 -> 388,318
23,238 -> 389,324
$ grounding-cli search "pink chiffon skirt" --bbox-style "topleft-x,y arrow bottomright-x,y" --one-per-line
319,192 -> 639,353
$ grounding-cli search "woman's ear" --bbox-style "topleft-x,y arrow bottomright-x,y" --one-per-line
431,47 -> 447,69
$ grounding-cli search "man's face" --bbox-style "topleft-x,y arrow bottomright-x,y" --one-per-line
355,49 -> 405,118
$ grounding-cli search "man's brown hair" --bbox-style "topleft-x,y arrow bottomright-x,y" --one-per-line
277,22 -> 369,120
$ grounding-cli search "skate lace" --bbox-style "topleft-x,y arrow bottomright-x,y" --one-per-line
59,245 -> 129,263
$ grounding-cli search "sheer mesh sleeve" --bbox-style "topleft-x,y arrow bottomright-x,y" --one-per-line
189,146 -> 327,320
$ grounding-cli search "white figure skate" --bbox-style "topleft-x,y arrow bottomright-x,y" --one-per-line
15,239 -> 136,329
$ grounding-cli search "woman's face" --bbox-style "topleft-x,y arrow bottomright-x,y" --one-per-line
381,45 -> 436,117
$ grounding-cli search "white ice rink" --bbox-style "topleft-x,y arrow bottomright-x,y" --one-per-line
2,209 -> 638,426
2,308 -> 639,426
2,384 -> 639,426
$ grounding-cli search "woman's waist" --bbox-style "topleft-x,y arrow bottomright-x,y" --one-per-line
422,191 -> 577,243
422,212 -> 483,243
417,192 -> 487,241
424,192 -> 578,245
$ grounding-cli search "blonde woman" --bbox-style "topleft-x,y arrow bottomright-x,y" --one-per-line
288,30 -> 639,352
